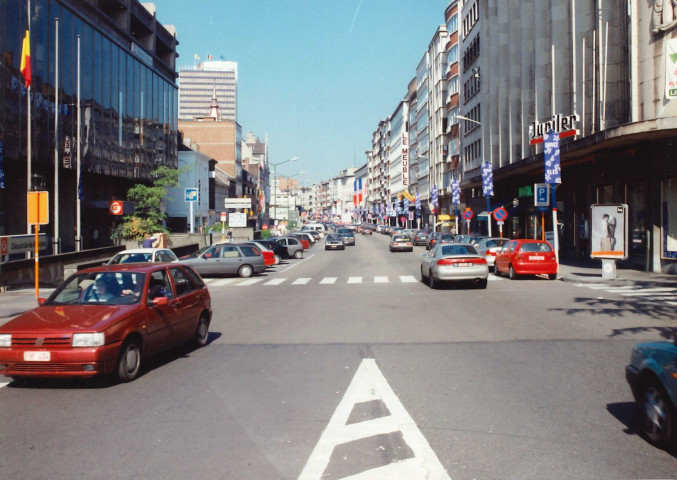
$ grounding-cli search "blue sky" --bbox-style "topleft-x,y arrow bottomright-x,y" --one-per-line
154,0 -> 448,184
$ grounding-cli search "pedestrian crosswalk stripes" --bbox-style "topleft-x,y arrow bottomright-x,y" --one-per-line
574,282 -> 677,302
201,275 -> 506,288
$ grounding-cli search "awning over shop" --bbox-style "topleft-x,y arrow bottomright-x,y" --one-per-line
477,211 -> 490,220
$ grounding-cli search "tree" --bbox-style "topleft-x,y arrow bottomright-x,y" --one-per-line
111,166 -> 179,241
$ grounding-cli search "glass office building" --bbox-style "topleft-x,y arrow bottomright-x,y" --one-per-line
0,0 -> 178,251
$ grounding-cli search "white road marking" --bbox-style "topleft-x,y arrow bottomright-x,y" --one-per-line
292,278 -> 311,285
298,359 -> 451,480
0,382 -> 8,389
347,277 -> 363,284
621,288 -> 677,296
399,275 -> 418,283
320,277 -> 338,285
487,275 -> 504,281
264,278 -> 287,286
205,278 -> 237,287
374,276 -> 389,283
236,278 -> 263,286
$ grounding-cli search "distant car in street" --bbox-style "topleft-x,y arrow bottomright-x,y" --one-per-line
240,241 -> 277,267
427,232 -> 455,250
626,333 -> 677,450
107,248 -> 179,265
389,234 -> 413,252
255,239 -> 287,263
420,243 -> 488,289
324,234 -> 345,250
180,243 -> 266,277
475,237 -> 510,267
494,239 -> 558,280
336,228 -> 356,246
289,233 -> 312,249
0,263 -> 212,383
413,230 -> 430,246
270,236 -> 304,259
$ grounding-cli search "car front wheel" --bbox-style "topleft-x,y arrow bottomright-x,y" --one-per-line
638,377 -> 676,449
117,338 -> 141,383
238,264 -> 253,278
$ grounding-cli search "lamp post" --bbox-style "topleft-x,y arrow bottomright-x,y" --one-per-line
283,171 -> 305,226
270,157 -> 297,225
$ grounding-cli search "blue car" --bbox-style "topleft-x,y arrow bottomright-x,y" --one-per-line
626,332 -> 677,449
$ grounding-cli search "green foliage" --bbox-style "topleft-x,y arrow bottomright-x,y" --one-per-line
111,167 -> 179,241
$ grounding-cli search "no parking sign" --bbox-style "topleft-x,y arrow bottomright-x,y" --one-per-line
492,207 -> 508,222
463,208 -> 474,220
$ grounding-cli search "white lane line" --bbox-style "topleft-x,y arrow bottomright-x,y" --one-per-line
206,278 -> 237,287
320,277 -> 337,285
399,275 -> 418,283
264,278 -> 287,286
292,278 -> 311,285
488,275 -> 504,281
0,382 -> 8,389
374,276 -> 389,283
347,277 -> 363,284
621,288 -> 677,296
236,278 -> 263,286
575,283 -> 608,288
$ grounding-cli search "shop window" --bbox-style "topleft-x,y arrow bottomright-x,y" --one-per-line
664,177 -> 677,259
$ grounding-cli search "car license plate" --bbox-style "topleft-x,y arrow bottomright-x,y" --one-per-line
24,351 -> 50,361
456,262 -> 472,267
530,255 -> 545,260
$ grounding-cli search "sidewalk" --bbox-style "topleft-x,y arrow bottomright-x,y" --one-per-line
558,258 -> 677,287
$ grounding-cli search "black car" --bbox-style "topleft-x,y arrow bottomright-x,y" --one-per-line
257,239 -> 290,259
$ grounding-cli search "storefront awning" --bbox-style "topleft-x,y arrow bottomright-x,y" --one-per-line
477,211 -> 490,220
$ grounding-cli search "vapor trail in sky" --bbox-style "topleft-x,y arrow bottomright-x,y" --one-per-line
349,0 -> 364,33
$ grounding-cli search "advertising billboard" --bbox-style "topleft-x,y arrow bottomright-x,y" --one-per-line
590,204 -> 628,260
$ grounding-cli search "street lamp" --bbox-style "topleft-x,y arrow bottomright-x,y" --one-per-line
270,157 -> 298,223
456,114 -> 482,126
283,171 -> 305,224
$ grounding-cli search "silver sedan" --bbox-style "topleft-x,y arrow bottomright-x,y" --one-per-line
420,243 -> 489,289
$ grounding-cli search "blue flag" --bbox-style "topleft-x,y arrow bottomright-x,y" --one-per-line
482,162 -> 494,197
451,177 -> 460,204
544,130 -> 562,184
431,185 -> 438,206
415,192 -> 421,210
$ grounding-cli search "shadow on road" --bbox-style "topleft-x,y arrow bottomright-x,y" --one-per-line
549,296 -> 676,321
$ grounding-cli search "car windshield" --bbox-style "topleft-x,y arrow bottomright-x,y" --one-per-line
441,245 -> 478,256
44,271 -> 146,306
337,228 -> 353,234
186,245 -> 212,258
327,235 -> 342,241
109,252 -> 153,264
520,242 -> 552,253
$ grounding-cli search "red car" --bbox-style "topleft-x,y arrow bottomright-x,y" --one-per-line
494,239 -> 558,280
0,263 -> 212,383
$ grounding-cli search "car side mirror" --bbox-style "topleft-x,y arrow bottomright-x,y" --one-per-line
37,297 -> 47,305
152,296 -> 168,306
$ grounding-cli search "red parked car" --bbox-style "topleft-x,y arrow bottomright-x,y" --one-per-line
0,263 -> 212,383
494,239 -> 558,280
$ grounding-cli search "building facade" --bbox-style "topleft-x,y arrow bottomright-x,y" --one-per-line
0,0 -> 178,251
178,60 -> 237,121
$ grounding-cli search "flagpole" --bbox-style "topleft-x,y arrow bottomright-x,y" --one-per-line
53,17 -> 60,254
26,0 -> 32,235
75,34 -> 82,251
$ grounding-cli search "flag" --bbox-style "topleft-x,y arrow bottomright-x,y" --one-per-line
208,55 -> 213,60
451,177 -> 460,204
20,30 -> 31,88
482,162 -> 494,196
415,192 -> 421,210
194,53 -> 200,60
219,55 -> 225,60
544,130 -> 562,184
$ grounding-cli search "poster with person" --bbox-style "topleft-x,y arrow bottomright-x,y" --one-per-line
590,204 -> 628,259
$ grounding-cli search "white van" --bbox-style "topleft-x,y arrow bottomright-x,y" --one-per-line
302,223 -> 326,238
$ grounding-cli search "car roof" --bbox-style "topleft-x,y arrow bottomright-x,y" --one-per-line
80,263 -> 178,274
114,248 -> 167,254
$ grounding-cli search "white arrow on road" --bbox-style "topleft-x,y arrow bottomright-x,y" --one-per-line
298,358 -> 451,479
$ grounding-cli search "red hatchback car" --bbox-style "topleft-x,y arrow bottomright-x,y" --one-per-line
0,263 -> 212,383
494,239 -> 558,280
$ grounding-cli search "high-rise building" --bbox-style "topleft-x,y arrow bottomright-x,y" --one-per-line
178,61 -> 238,121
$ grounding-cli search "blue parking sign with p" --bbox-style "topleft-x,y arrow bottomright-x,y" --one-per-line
185,188 -> 198,202
535,183 -> 549,206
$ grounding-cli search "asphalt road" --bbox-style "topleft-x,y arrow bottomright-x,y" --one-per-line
1,232 -> 676,479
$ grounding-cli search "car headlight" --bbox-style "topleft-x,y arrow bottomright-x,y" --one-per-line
0,334 -> 11,347
72,332 -> 105,347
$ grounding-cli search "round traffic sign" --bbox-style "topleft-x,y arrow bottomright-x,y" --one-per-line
109,201 -> 123,215
463,208 -> 474,220
262,224 -> 269,230
492,207 -> 508,222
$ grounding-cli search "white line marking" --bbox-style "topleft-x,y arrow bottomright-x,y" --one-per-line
400,275 -> 418,283
206,278 -> 237,287
347,277 -> 362,284
574,283 -> 608,288
488,275 -> 504,281
236,278 -> 263,286
264,278 -> 287,286
320,277 -> 337,285
621,288 -> 677,296
278,254 -> 313,273
0,382 -> 8,389
292,278 -> 311,285
298,359 -> 451,480
374,276 -> 389,283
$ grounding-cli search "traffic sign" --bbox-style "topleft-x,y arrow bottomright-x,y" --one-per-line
185,188 -> 198,202
463,208 -> 474,220
109,200 -> 123,216
535,183 -> 550,206
28,191 -> 49,224
492,207 -> 508,222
